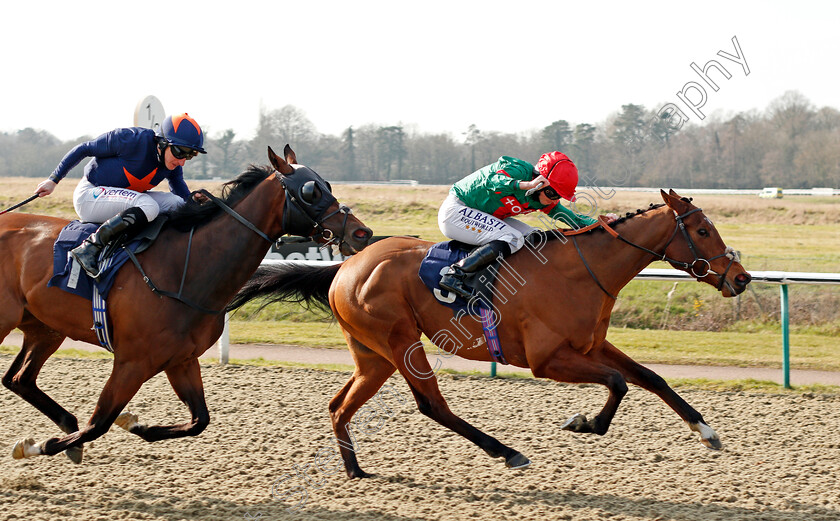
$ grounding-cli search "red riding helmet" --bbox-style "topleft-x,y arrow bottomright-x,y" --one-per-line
160,113 -> 206,153
536,151 -> 578,202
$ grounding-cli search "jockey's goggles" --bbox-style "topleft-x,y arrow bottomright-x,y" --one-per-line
170,145 -> 200,160
541,186 -> 561,200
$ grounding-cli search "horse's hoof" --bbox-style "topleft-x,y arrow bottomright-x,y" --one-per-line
560,413 -> 587,431
688,421 -> 722,450
347,468 -> 372,479
12,438 -> 39,459
65,445 -> 83,464
505,452 -> 531,470
114,411 -> 139,432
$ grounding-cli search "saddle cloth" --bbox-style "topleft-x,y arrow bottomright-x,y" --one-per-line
47,217 -> 166,300
418,241 -> 500,313
418,241 -> 508,364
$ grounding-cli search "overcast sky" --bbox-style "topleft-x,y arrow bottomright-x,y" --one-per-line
2,1 -> 837,142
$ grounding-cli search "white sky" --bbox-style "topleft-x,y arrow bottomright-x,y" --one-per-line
2,0 -> 837,142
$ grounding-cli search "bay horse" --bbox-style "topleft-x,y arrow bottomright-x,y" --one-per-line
1,145 -> 372,463
229,189 -> 751,478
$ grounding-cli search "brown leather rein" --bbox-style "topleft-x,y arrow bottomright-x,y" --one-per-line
569,209 -> 740,300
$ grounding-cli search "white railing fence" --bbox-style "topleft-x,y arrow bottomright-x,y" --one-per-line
218,264 -> 840,388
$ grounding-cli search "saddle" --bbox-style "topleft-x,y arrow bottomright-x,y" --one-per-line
418,240 -> 514,364
418,241 -> 509,312
47,216 -> 168,301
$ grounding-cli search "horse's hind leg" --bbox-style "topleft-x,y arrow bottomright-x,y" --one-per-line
394,334 -> 530,470
590,340 -> 721,449
535,345 -> 629,437
329,335 -> 396,479
113,357 -> 210,442
3,317 -> 84,463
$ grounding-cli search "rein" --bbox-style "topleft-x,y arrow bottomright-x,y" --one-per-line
574,208 -> 739,299
279,177 -> 355,249
124,188 -> 277,315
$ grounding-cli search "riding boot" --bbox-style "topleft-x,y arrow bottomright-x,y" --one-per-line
439,240 -> 511,300
70,208 -> 148,278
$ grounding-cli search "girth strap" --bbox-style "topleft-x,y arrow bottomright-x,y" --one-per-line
123,227 -> 225,315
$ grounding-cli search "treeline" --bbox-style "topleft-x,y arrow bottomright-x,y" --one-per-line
2,90 -> 838,189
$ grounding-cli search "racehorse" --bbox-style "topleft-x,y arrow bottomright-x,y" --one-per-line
1,145 -> 372,463
228,189 -> 751,478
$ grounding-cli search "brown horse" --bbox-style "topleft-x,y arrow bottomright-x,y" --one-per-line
1,145 -> 372,463
229,189 -> 751,478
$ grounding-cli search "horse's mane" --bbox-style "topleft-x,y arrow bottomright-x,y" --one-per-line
165,164 -> 274,232
543,202 -> 667,242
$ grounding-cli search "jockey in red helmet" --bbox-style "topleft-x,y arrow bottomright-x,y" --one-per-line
437,151 -> 618,300
34,113 -> 207,279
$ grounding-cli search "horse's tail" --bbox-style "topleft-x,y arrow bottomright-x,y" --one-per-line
226,262 -> 342,312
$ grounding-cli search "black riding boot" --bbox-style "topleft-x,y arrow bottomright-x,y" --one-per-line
439,240 -> 511,300
70,208 -> 148,278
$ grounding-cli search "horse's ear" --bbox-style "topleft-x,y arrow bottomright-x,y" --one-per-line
283,144 -> 298,166
661,189 -> 688,212
268,146 -> 294,174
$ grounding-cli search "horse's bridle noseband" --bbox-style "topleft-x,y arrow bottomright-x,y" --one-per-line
279,178 -> 355,250
126,179 -> 355,315
604,207 -> 741,292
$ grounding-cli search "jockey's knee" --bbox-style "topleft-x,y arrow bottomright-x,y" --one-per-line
132,195 -> 160,222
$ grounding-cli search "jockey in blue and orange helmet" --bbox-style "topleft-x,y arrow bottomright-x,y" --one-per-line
34,112 -> 209,278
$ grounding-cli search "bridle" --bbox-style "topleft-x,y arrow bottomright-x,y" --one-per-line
278,175 -> 356,252
574,206 -> 741,299
125,176 -> 355,315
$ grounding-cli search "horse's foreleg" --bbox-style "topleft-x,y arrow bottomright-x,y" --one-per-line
329,336 -> 396,479
15,361 -> 146,459
114,357 -> 209,442
535,346 -> 628,437
590,340 -> 721,449
2,325 -> 84,463
395,336 -> 530,470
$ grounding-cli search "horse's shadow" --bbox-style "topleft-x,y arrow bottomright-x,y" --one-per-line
0,484 -> 429,521
364,473 -> 838,520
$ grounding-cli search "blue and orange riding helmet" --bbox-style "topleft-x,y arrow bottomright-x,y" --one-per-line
159,113 -> 206,154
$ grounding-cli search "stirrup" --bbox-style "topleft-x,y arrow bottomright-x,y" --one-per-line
439,274 -> 473,300
70,242 -> 103,279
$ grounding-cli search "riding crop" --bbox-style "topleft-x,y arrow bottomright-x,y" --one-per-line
0,194 -> 39,216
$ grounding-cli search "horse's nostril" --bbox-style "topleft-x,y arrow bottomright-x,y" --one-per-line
354,228 -> 372,243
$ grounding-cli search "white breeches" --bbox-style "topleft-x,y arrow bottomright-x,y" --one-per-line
73,176 -> 185,223
437,194 -> 536,253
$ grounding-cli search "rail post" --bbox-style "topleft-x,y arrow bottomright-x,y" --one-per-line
780,284 -> 790,389
218,313 -> 230,365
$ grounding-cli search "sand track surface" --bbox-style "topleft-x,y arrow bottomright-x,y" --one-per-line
1,355 -> 839,521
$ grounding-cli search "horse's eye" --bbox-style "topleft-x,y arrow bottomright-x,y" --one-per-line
299,181 -> 319,205
698,228 -> 709,237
